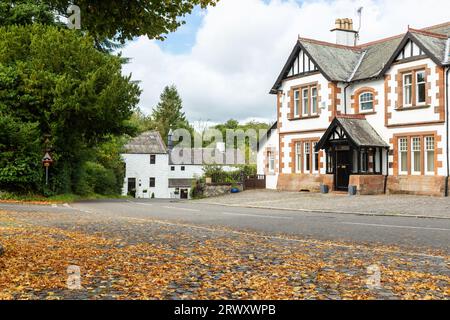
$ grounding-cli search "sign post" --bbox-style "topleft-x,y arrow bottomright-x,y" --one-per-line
42,152 -> 54,186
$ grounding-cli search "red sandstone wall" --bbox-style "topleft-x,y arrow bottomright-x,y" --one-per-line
387,176 -> 446,197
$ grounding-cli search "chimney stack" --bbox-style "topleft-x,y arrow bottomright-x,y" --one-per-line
331,18 -> 358,46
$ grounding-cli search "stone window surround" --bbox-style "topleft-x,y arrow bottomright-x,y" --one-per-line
289,138 -> 322,174
391,131 -> 441,176
395,64 -> 431,110
289,81 -> 321,120
351,87 -> 379,115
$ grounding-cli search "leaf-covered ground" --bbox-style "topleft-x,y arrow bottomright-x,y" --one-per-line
0,209 -> 449,300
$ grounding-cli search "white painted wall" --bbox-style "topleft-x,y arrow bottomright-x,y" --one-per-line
122,153 -> 169,198
257,129 -> 279,189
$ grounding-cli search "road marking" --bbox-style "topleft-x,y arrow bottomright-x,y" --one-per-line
341,222 -> 450,232
127,201 -> 153,207
121,216 -> 447,260
220,212 -> 293,220
163,206 -> 200,212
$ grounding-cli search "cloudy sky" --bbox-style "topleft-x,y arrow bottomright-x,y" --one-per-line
120,0 -> 450,124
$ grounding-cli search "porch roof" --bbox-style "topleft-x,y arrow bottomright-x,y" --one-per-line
316,116 -> 389,151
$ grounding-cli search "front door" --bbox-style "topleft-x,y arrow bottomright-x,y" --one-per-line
335,151 -> 352,191
180,189 -> 189,199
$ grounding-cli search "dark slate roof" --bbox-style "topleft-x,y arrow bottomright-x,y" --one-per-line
411,31 -> 448,63
124,131 -> 167,154
316,116 -> 389,151
168,179 -> 194,188
271,22 -> 450,93
337,117 -> 389,148
301,40 -> 361,81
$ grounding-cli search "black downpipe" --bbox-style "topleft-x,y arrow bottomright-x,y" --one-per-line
384,148 -> 389,194
445,67 -> 449,197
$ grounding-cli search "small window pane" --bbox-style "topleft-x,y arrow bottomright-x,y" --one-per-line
302,89 -> 309,115
311,87 -> 318,114
149,177 -> 156,188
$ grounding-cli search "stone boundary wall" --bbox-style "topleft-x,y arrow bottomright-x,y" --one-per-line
203,183 -> 244,198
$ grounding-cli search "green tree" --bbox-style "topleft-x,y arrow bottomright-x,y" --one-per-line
36,0 -> 218,43
0,24 -> 141,194
0,114 -> 42,192
0,0 -> 56,27
151,85 -> 192,143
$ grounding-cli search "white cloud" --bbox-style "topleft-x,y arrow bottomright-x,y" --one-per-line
121,0 -> 450,123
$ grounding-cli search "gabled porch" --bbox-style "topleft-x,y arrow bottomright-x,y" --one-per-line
315,115 -> 390,193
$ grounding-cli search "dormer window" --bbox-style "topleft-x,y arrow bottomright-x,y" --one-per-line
359,92 -> 374,112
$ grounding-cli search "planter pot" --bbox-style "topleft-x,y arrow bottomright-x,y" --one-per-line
320,184 -> 329,194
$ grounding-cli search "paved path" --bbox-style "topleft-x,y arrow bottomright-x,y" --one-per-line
195,190 -> 450,219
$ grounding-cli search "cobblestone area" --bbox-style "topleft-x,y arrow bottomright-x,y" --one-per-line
196,190 -> 450,219
0,209 -> 449,300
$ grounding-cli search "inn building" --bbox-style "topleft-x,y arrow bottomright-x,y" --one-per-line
260,19 -> 450,196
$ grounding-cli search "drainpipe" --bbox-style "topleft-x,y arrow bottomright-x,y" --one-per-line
445,67 -> 449,197
343,83 -> 351,114
384,147 -> 389,194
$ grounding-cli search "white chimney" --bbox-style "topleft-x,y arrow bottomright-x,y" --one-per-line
331,18 -> 358,46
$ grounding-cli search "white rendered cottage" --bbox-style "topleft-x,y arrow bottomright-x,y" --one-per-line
263,19 -> 450,196
122,131 -> 240,199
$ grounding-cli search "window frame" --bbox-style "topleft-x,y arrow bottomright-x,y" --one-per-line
268,151 -> 275,173
411,137 -> 421,175
150,154 -> 156,164
415,70 -> 426,105
149,177 -> 156,188
304,142 -> 311,174
311,87 -> 318,115
359,92 -> 374,112
398,138 -> 408,175
294,90 -> 300,117
301,88 -> 309,116
403,73 -> 413,107
295,142 -> 302,173
424,136 -> 435,175
312,142 -> 319,173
